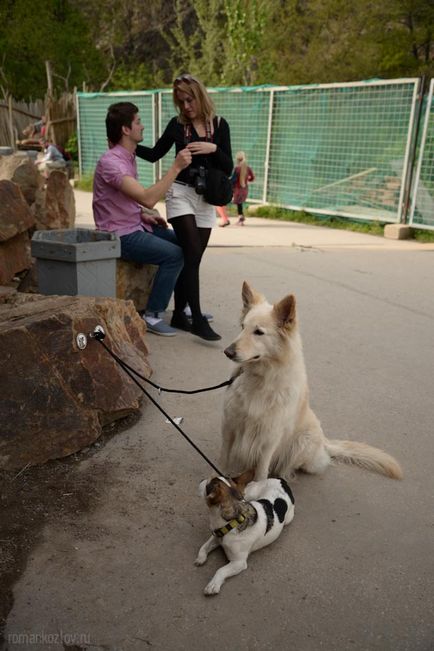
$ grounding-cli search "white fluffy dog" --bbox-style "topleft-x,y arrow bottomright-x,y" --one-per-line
221,282 -> 402,482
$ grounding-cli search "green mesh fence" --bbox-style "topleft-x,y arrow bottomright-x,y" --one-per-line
77,91 -> 156,186
410,80 -> 434,230
77,80 -> 424,223
268,80 -> 418,222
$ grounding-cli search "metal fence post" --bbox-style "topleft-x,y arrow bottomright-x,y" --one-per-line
399,78 -> 424,224
409,78 -> 434,229
262,89 -> 274,205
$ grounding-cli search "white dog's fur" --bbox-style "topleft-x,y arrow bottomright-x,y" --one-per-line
195,470 -> 295,595
221,282 -> 403,482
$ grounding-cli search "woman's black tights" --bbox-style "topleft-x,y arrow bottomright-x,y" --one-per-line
170,214 -> 211,321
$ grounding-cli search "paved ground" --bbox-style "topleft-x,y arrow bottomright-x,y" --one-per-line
4,192 -> 434,649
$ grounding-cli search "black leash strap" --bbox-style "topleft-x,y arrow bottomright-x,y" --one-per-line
96,338 -> 232,395
91,332 -> 225,476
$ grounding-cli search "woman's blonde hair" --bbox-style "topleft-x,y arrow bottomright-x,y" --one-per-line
173,74 -> 215,125
236,151 -> 248,187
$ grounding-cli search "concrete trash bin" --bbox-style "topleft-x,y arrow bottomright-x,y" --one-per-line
31,229 -> 121,297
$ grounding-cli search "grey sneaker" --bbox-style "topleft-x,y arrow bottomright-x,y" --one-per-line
184,305 -> 214,322
143,312 -> 177,337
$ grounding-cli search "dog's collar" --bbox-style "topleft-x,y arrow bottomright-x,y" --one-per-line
213,514 -> 246,538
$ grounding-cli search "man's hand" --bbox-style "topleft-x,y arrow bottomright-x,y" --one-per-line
141,207 -> 168,228
174,147 -> 192,172
187,142 -> 217,155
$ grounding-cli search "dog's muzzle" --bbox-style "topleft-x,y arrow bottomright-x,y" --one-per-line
224,344 -> 237,360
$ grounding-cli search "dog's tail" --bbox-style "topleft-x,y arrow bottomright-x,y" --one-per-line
325,439 -> 403,479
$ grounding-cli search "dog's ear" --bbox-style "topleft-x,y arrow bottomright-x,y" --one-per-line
232,468 -> 255,490
242,282 -> 264,311
205,478 -> 224,505
273,294 -> 296,329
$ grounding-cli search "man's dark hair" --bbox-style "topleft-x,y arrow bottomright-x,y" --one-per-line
106,102 -> 139,144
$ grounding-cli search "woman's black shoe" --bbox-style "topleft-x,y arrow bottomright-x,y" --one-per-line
170,310 -> 191,332
191,316 -> 221,341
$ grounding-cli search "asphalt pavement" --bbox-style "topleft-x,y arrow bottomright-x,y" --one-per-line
4,190 -> 434,650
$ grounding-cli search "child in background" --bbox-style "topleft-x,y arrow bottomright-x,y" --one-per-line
232,151 -> 255,225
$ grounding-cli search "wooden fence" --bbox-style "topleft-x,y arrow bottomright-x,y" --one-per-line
0,93 -> 76,148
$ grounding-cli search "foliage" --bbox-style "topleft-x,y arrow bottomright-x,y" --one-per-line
223,0 -> 268,85
260,0 -> 434,84
164,0 -> 227,85
0,0 -> 432,101
0,0 -> 105,99
254,206 -> 385,236
254,206 -> 434,242
75,172 -> 94,191
65,132 -> 78,160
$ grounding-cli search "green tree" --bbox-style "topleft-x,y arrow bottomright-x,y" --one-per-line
164,0 -> 227,85
72,0 -> 174,90
0,0 -> 105,99
223,0 -> 267,85
260,0 -> 433,85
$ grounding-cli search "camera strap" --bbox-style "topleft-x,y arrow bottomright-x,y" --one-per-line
183,118 -> 215,144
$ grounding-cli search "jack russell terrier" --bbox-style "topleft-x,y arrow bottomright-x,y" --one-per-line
195,469 -> 295,595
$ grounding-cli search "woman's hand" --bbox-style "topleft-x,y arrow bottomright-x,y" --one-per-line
187,142 -> 217,155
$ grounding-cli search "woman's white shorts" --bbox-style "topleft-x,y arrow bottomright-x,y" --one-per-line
165,182 -> 216,228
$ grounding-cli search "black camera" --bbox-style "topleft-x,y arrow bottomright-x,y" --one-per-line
190,165 -> 207,195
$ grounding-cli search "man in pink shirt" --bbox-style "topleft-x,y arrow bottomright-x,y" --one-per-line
93,102 -> 191,336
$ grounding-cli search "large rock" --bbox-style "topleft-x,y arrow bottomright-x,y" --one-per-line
0,293 -> 152,470
0,180 -> 35,241
0,231 -> 32,284
0,153 -> 43,205
116,259 -> 157,312
33,170 -> 75,230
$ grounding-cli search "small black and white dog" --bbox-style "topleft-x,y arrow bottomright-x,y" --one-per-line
195,469 -> 295,595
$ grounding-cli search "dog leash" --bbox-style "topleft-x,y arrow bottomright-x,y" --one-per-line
96,336 -> 232,395
88,327 -> 227,476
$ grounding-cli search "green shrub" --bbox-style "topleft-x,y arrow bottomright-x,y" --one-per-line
254,206 -> 385,236
75,173 -> 94,192
65,132 -> 78,161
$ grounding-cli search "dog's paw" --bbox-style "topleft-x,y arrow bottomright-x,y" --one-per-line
204,579 -> 222,595
194,554 -> 207,567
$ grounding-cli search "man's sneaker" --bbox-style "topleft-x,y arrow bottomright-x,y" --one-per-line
143,312 -> 177,337
184,305 -> 214,322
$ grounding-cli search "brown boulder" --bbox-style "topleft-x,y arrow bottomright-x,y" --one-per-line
116,259 -> 157,311
0,153 -> 43,205
0,294 -> 152,470
0,231 -> 32,284
0,180 -> 35,241
33,170 -> 75,230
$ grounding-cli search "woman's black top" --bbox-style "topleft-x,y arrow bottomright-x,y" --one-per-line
135,116 -> 233,185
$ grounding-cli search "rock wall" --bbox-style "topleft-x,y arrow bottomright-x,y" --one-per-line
0,154 -> 75,286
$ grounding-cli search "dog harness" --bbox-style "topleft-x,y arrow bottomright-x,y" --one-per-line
213,514 -> 246,538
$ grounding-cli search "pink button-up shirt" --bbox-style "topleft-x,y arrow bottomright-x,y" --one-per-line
93,144 -> 151,235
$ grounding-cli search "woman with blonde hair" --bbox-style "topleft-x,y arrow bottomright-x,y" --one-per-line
136,74 -> 233,341
232,151 -> 255,225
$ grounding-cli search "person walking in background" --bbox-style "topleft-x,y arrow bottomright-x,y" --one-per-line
232,151 -> 255,226
135,73 -> 233,342
93,102 -> 192,337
